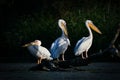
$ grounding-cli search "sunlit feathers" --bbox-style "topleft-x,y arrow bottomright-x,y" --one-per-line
74,20 -> 102,59
50,19 -> 70,61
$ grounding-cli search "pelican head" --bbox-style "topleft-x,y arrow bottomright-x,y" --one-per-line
22,40 -> 42,47
58,19 -> 68,36
86,20 -> 102,34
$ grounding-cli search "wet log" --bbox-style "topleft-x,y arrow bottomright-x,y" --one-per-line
90,23 -> 120,61
29,57 -> 89,71
105,24 -> 120,58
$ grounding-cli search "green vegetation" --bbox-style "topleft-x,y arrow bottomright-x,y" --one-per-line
1,0 -> 120,58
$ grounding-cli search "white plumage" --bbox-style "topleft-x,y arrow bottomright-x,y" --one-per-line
50,19 -> 70,61
23,40 -> 53,64
74,20 -> 102,59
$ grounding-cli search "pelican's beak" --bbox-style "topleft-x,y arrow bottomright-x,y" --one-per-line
22,43 -> 31,47
61,22 -> 68,36
88,22 -> 102,34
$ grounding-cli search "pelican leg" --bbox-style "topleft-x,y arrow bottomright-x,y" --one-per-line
62,54 -> 65,61
37,59 -> 40,64
37,57 -> 42,64
85,51 -> 88,58
81,53 -> 85,59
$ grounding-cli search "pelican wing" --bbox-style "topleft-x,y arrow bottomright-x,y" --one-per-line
50,39 -> 58,54
38,46 -> 53,60
38,46 -> 51,56
74,36 -> 92,56
74,37 -> 86,52
50,37 -> 70,58
27,45 -> 39,57
27,45 -> 52,60
67,38 -> 71,46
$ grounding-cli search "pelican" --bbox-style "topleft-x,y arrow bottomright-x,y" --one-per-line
74,20 -> 102,59
50,19 -> 70,61
22,40 -> 53,64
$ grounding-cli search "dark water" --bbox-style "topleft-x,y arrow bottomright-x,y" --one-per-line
0,62 -> 120,80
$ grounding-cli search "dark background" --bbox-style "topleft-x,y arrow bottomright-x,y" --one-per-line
0,0 -> 120,62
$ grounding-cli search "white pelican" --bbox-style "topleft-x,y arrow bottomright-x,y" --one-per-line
74,20 -> 102,59
22,40 -> 53,64
50,19 -> 70,61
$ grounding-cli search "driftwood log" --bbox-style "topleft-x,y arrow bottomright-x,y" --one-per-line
90,23 -> 120,61
30,24 -> 120,71
29,57 -> 90,71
